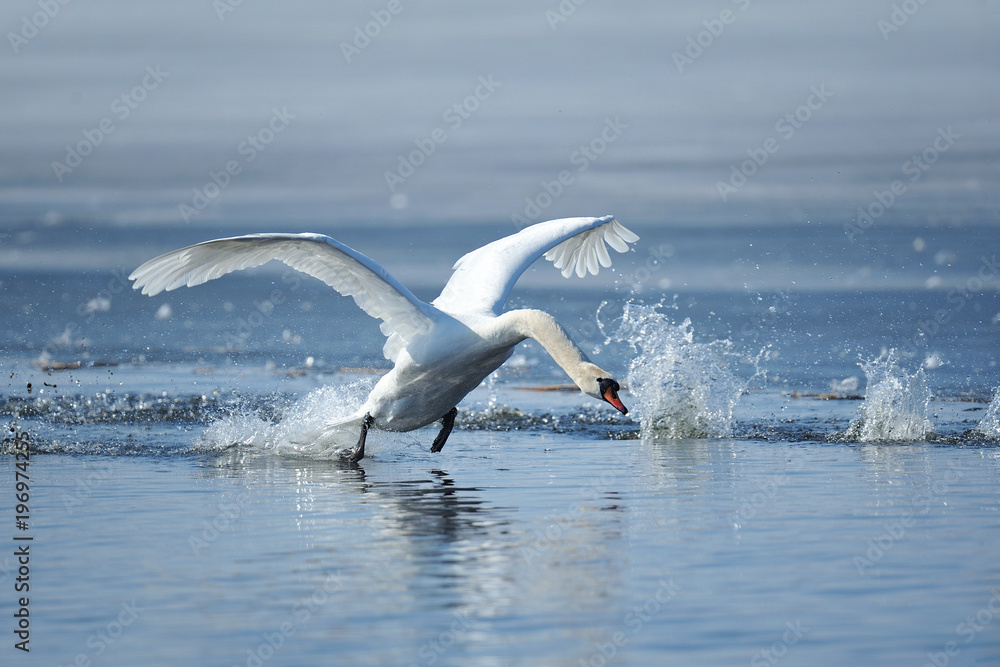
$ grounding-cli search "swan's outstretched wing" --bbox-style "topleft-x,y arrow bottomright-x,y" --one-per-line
433,215 -> 639,315
130,233 -> 436,345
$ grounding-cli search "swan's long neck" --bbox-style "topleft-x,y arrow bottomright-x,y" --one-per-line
497,309 -> 604,391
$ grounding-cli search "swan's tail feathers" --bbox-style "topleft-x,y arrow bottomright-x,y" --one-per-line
318,410 -> 369,437
283,409 -> 369,457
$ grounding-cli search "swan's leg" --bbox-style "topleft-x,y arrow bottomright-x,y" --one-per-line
348,414 -> 375,463
430,407 -> 458,453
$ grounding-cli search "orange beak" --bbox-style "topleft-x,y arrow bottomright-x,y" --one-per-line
603,385 -> 628,415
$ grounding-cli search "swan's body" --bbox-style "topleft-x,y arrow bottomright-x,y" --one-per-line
130,215 -> 637,460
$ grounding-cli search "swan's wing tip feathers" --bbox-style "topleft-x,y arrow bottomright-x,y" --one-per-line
542,216 -> 639,279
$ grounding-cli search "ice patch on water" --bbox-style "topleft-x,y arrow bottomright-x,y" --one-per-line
198,377 -> 376,459
844,350 -> 934,442
830,376 -> 860,395
606,301 -> 747,438
976,386 -> 1000,439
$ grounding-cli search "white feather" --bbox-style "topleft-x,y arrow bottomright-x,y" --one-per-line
129,233 -> 436,347
435,215 -> 639,314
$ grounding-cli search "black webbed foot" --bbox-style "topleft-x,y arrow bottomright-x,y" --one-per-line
430,407 -> 458,453
348,413 -> 375,463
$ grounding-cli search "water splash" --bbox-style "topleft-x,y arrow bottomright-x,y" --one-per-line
198,377 -> 376,458
976,386 -> 1000,439
606,302 -> 746,438
844,350 -> 933,442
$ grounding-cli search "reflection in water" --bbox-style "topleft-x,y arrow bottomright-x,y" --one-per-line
364,469 -> 496,543
197,435 -> 995,663
639,435 -> 742,508
20,426 -> 998,665
197,448 -> 638,662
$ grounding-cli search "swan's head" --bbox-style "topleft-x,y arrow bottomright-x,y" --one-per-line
577,363 -> 628,415
573,361 -> 628,415
596,377 -> 628,415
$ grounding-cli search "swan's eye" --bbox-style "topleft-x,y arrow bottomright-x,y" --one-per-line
598,378 -> 619,395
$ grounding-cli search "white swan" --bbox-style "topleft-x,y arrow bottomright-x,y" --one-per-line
130,215 -> 638,461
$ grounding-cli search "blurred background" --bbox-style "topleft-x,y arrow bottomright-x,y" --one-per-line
1,0 -> 997,261
2,0 -> 999,389
2,10 -> 999,665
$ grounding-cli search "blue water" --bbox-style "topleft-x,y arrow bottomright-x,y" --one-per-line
3,1 -> 1000,665
3,221 -> 1000,666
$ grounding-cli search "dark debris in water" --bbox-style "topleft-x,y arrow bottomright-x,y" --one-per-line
788,392 -> 864,401
0,391 -> 293,426
2,393 -> 221,425
738,419 -> 844,444
458,404 -> 632,440
2,386 -> 997,457
0,431 -> 185,457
